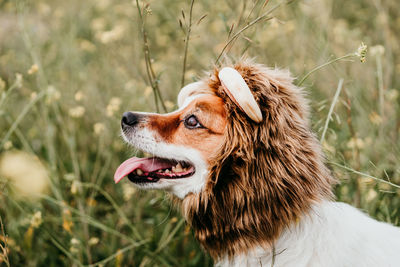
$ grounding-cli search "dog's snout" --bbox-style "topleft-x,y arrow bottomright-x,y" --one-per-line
121,112 -> 140,127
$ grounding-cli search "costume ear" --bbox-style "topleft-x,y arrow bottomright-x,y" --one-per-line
218,67 -> 262,123
177,81 -> 215,108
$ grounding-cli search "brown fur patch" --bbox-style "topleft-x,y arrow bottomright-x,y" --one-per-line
177,61 -> 336,260
148,95 -> 227,161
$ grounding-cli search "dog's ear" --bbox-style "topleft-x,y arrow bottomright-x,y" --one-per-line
218,67 -> 263,123
177,81 -> 215,108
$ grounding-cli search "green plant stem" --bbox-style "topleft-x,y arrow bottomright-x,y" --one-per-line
180,0 -> 195,88
135,0 -> 167,113
84,243 -> 138,267
376,53 -> 384,140
215,0 -> 286,64
297,53 -> 356,86
47,232 -> 84,267
0,90 -> 46,150
39,194 -> 143,244
0,81 -> 20,111
17,3 -> 65,203
320,79 -> 344,143
330,162 -> 400,189
79,183 -> 143,240
342,89 -> 362,207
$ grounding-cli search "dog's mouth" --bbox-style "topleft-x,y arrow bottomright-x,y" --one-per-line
114,157 -> 195,184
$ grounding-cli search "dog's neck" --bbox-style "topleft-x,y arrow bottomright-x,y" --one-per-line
181,143 -> 333,260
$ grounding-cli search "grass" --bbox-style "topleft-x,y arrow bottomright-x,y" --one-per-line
0,0 -> 400,266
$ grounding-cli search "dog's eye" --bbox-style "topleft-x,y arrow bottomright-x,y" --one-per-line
184,115 -> 202,129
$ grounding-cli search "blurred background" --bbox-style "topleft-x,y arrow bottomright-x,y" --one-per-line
0,0 -> 399,266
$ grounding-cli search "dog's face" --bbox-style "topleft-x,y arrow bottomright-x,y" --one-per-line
115,94 -> 227,198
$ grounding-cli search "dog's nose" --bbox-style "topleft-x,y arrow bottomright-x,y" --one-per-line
121,112 -> 139,127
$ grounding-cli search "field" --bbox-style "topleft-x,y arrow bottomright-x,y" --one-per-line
0,0 -> 399,266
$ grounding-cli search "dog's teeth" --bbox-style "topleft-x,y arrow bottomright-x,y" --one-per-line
136,169 -> 143,175
171,166 -> 176,172
165,169 -> 170,174
175,163 -> 183,172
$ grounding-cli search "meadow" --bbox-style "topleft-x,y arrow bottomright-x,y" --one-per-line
0,0 -> 399,266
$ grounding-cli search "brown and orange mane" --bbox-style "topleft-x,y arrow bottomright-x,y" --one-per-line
178,61 -> 336,259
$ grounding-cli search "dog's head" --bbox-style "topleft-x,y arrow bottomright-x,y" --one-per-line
115,61 -> 335,258
114,91 -> 226,198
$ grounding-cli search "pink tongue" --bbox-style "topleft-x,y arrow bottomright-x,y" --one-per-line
114,157 -> 174,184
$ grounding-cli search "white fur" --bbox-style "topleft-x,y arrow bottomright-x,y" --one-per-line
177,81 -> 215,109
122,127 -> 208,199
217,201 -> 400,267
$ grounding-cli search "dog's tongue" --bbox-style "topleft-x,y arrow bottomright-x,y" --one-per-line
114,157 -> 173,183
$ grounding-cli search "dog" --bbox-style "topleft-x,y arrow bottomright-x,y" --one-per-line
114,61 -> 400,266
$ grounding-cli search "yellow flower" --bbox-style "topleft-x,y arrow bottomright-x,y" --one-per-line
86,197 -> 97,207
355,42 -> 367,63
366,189 -> 377,202
46,85 -> 61,104
62,208 -> 73,233
93,122 -> 106,135
3,141 -> 12,150
122,183 -> 136,201
0,151 -> 49,198
70,238 -> 80,246
88,237 -> 99,246
346,137 -> 364,149
369,111 -> 382,125
143,86 -> 153,98
106,97 -> 121,117
79,39 -> 96,53
30,211 -> 43,229
70,180 -> 80,195
27,64 -> 39,75
164,100 -> 174,110
38,3 -> 51,16
91,18 -> 106,32
68,106 -> 85,118
96,25 -> 126,44
95,0 -> 111,10
74,90 -> 84,102
69,246 -> 79,254
63,173 -> 75,181
70,238 -> 80,254
30,92 -> 37,100
124,80 -> 136,91
386,89 -> 399,102
15,73 -> 23,88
